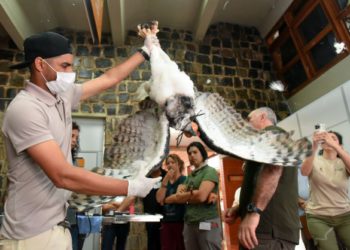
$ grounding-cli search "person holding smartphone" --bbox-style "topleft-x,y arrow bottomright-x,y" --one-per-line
301,129 -> 350,250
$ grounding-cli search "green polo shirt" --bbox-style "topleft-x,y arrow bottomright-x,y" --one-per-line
239,126 -> 300,244
184,165 -> 219,224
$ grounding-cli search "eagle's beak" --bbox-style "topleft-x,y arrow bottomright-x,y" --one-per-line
183,123 -> 197,137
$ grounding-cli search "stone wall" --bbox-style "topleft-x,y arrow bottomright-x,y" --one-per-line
0,23 -> 288,248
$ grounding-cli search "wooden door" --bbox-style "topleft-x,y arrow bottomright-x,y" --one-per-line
220,156 -> 244,249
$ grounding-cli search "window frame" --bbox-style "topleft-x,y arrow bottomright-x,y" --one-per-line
266,0 -> 350,96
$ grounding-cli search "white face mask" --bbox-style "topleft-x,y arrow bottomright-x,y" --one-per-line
40,60 -> 76,95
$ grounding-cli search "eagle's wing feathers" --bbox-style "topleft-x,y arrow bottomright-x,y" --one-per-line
195,92 -> 312,166
68,110 -> 170,212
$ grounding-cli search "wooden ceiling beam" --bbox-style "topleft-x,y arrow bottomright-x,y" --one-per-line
193,0 -> 220,42
107,0 -> 125,47
0,0 -> 37,49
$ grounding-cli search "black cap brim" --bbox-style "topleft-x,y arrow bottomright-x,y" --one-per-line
10,32 -> 72,70
9,61 -> 31,70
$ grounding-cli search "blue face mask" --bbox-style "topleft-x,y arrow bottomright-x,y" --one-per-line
40,60 -> 76,95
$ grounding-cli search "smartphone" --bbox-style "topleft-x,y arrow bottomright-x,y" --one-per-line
315,123 -> 326,144
315,123 -> 326,132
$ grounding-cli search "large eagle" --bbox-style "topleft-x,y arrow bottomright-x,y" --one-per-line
69,24 -> 311,212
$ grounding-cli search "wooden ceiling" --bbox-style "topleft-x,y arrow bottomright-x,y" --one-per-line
0,0 -> 292,49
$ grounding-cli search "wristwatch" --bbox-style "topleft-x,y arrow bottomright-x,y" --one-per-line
247,203 -> 262,215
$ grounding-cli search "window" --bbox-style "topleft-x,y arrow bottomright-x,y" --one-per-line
266,0 -> 350,95
336,0 -> 349,11
310,32 -> 338,70
283,61 -> 307,93
298,5 -> 329,44
336,0 -> 350,35
280,37 -> 297,65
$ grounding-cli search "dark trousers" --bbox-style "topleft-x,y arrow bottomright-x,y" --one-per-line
69,224 -> 86,250
146,222 -> 161,250
160,222 -> 185,250
183,218 -> 222,250
239,234 -> 296,250
101,223 -> 130,250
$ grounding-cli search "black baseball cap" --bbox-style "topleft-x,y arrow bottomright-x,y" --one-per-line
10,32 -> 72,69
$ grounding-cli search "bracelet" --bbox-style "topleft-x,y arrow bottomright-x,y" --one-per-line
137,48 -> 150,61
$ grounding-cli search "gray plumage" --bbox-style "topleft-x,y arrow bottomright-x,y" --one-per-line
68,42 -> 312,212
68,110 -> 169,212
194,92 -> 312,166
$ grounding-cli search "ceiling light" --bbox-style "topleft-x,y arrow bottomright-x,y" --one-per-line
273,31 -> 279,40
269,80 -> 292,114
334,41 -> 346,54
269,80 -> 285,92
223,0 -> 231,10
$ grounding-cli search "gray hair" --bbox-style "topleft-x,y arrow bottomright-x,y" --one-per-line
255,107 -> 277,125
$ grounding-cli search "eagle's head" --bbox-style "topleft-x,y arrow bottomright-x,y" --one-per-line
164,94 -> 196,134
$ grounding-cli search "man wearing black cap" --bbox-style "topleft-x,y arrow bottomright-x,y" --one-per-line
0,27 -> 161,249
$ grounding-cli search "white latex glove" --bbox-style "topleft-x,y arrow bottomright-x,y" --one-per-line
142,35 -> 159,56
127,174 -> 161,197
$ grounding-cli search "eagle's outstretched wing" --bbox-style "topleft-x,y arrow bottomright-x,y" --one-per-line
68,109 -> 170,212
194,92 -> 312,166
104,109 -> 170,176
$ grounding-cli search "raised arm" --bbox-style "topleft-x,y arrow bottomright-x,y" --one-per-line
323,132 -> 350,173
301,133 -> 320,176
81,25 -> 159,100
301,155 -> 316,176
156,170 -> 172,205
335,146 -> 350,173
80,52 -> 145,100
